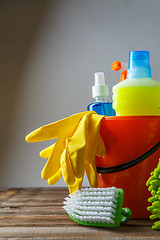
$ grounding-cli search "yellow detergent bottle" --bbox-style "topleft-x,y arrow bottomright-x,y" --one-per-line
112,51 -> 160,116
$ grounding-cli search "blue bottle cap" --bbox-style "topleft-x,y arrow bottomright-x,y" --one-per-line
127,51 -> 151,78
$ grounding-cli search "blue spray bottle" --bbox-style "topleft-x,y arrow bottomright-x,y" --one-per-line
87,72 -> 115,116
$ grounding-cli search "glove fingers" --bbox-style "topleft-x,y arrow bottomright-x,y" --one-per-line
25,112 -> 88,142
40,143 -> 55,159
25,124 -> 58,143
96,134 -> 106,157
48,168 -> 62,185
68,177 -> 83,194
85,162 -> 98,188
60,147 -> 75,185
41,138 -> 65,180
68,113 -> 90,178
85,114 -> 104,164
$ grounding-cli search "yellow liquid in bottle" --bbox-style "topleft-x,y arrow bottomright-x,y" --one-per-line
112,79 -> 160,116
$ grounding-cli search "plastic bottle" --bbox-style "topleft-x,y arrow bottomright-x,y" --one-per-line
112,51 -> 160,116
87,72 -> 115,116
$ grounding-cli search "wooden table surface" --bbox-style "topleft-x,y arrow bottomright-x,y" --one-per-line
0,188 -> 159,239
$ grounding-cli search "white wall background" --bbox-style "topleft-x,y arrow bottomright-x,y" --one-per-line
1,0 -> 160,188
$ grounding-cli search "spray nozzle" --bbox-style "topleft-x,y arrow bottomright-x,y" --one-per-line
92,72 -> 109,99
94,72 -> 105,85
112,61 -> 128,82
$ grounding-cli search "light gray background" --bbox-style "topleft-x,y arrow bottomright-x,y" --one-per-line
1,0 -> 160,188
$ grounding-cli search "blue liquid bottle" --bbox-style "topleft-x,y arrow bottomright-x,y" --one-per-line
87,72 -> 115,116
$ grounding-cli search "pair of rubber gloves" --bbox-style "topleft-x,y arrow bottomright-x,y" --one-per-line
25,111 -> 106,193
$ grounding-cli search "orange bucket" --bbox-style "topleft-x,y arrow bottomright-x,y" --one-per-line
96,116 -> 160,218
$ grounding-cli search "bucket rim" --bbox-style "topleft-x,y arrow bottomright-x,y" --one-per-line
103,116 -> 160,121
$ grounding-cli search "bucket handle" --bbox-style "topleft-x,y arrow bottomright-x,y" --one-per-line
96,141 -> 160,174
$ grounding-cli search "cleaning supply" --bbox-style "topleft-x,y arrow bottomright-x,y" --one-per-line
25,111 -> 106,193
87,72 -> 115,116
146,158 -> 160,230
112,51 -> 160,116
63,187 -> 131,227
97,50 -> 160,218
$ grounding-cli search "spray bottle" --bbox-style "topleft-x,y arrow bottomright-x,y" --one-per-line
112,51 -> 160,116
87,72 -> 115,116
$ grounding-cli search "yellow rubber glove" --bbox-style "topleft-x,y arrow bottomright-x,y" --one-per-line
26,111 -> 87,181
40,143 -> 55,159
40,134 -> 105,192
48,169 -> 62,185
39,132 -> 106,159
68,177 -> 83,194
67,113 -> 90,178
26,111 -> 106,193
62,112 -> 105,192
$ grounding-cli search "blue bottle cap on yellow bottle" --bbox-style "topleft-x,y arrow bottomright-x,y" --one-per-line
127,51 -> 151,79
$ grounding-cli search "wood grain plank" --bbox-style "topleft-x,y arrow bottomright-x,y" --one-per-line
0,206 -> 64,215
0,225 -> 159,239
0,188 -> 159,239
0,189 -> 18,202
